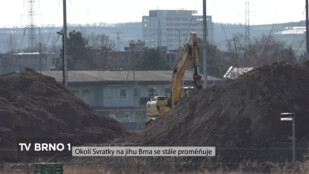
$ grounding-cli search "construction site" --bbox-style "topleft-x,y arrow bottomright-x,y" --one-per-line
1,0 -> 309,174
0,60 -> 308,173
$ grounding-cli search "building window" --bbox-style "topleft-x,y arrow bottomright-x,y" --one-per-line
107,89 -> 113,98
164,88 -> 171,95
196,17 -> 203,21
150,11 -> 157,17
52,58 -> 56,65
149,88 -> 155,97
82,90 -> 91,96
120,89 -> 127,97
134,88 -> 139,96
72,90 -> 79,95
123,58 -> 129,64
140,97 -> 149,106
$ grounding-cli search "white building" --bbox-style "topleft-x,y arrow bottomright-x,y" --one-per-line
142,10 -> 214,49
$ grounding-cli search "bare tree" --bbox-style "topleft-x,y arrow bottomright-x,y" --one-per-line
7,35 -> 17,53
228,34 -> 296,67
87,32 -> 116,50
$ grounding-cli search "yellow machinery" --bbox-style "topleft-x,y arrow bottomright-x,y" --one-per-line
146,32 -> 202,118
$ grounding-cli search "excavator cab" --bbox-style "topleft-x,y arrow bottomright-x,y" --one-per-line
183,86 -> 195,97
146,96 -> 171,117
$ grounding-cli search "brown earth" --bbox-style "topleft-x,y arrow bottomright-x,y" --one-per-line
132,62 -> 309,170
0,68 -> 128,161
2,62 -> 309,172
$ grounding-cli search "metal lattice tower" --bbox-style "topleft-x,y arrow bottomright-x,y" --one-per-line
245,1 -> 250,47
26,0 -> 37,51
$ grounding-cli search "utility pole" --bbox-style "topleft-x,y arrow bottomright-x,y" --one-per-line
233,38 -> 239,77
130,40 -> 139,130
63,0 -> 68,87
116,31 -> 123,52
178,29 -> 181,49
292,115 -> 296,174
306,0 -> 309,58
9,35 -> 14,53
280,113 -> 296,174
202,0 -> 208,88
129,40 -> 136,81
39,42 -> 42,72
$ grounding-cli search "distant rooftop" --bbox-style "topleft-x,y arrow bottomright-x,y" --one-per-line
41,70 -> 222,84
148,9 -> 198,15
13,52 -> 40,56
275,26 -> 306,35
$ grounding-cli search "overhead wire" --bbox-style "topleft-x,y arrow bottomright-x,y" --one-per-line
67,0 -> 87,35
18,30 -> 26,52
13,29 -> 26,71
289,7 -> 306,48
260,0 -> 288,56
208,0 -> 231,47
46,34 -> 61,55
43,0 -> 62,54
295,37 -> 305,54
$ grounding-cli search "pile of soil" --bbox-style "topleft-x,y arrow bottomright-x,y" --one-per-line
0,68 -> 127,161
133,62 -> 309,170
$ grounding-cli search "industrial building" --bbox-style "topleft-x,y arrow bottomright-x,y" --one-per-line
42,70 -> 222,130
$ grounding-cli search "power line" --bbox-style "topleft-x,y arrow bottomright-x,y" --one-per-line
220,24 -> 229,42
44,26 -> 54,53
67,0 -> 87,36
245,1 -> 250,47
289,7 -> 306,48
43,0 -> 62,54
295,37 -> 305,54
260,0 -> 288,56
18,30 -> 26,52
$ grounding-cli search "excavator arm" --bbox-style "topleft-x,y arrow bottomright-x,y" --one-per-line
145,32 -> 202,118
170,32 -> 202,107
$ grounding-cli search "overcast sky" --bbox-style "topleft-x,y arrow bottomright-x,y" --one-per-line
0,0 -> 305,28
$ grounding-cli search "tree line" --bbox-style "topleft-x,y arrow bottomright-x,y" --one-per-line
0,29 -> 299,77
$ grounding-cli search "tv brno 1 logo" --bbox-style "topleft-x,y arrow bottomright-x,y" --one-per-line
19,143 -> 71,152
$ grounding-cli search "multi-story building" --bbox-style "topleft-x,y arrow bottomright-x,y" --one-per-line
142,10 -> 214,49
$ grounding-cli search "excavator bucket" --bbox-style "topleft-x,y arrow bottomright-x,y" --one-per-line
194,74 -> 203,89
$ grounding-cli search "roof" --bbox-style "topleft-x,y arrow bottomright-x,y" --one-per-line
13,52 -> 40,56
41,70 -> 222,84
223,66 -> 254,79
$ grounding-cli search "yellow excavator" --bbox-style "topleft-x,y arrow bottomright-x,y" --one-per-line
146,32 -> 203,119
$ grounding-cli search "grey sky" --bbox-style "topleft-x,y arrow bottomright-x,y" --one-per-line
0,0 -> 305,28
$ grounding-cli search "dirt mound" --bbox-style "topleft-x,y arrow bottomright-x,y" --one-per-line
0,68 -> 127,161
133,62 -> 309,169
